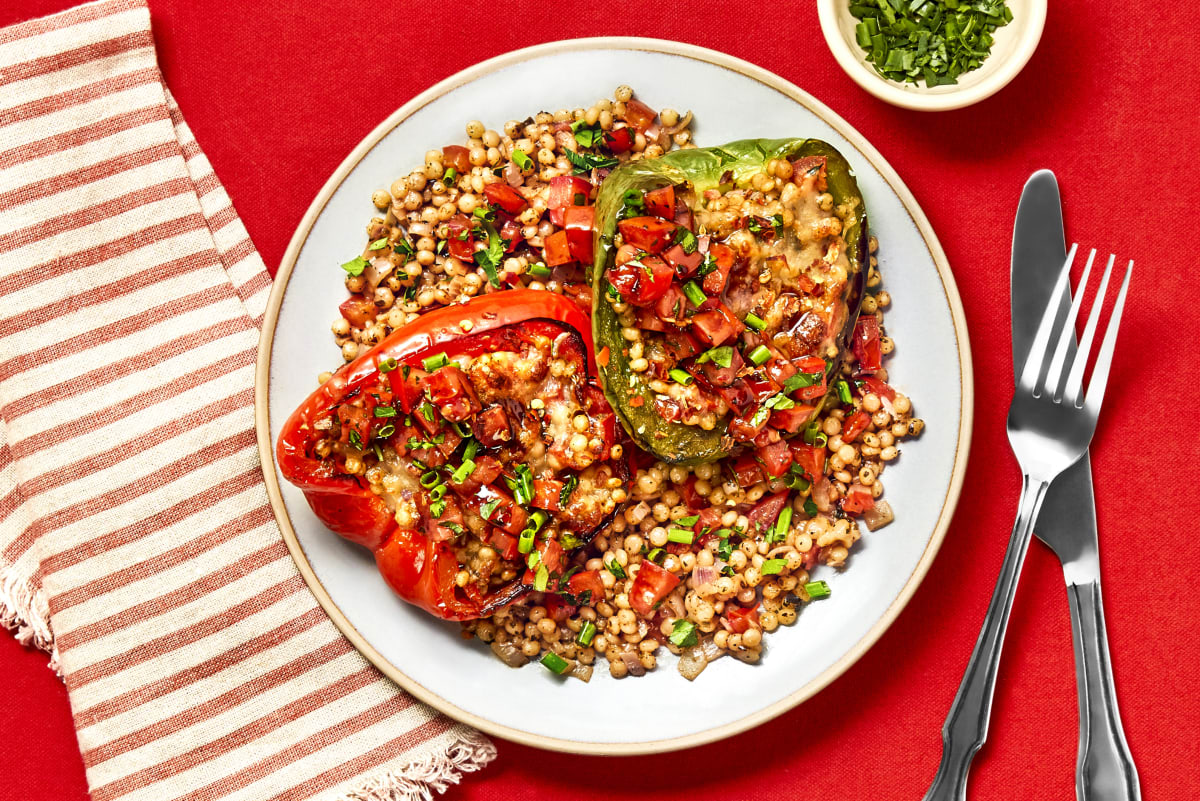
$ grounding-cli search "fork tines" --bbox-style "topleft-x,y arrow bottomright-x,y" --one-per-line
1018,244 -> 1133,412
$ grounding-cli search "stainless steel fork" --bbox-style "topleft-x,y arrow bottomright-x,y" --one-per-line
923,244 -> 1133,801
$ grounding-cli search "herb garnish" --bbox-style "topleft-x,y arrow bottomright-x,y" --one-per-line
565,149 -> 618,175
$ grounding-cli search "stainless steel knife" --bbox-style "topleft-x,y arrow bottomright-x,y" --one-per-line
1011,170 -> 1140,801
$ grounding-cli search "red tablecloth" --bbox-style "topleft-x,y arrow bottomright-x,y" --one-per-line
2,2 -> 1195,799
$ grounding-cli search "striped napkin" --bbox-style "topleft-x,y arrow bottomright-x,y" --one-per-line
0,1 -> 495,799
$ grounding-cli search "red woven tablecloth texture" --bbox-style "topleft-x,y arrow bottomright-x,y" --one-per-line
1,1 -> 1194,800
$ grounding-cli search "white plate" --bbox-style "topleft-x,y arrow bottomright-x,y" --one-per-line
256,38 -> 972,754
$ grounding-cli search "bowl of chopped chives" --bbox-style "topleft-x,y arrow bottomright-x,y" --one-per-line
817,0 -> 1046,111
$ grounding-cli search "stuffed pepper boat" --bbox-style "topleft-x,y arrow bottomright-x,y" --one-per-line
277,291 -> 628,620
591,138 -> 868,465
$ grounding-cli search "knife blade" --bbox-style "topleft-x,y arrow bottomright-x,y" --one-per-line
1010,170 -> 1099,578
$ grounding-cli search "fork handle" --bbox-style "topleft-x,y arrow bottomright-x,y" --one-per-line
923,476 -> 1049,801
1067,579 -> 1141,801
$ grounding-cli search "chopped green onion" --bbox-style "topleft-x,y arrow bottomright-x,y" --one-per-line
528,510 -> 548,532
744,313 -> 766,332
682,281 -> 706,307
377,423 -> 395,438
430,497 -> 446,518
786,472 -> 812,492
697,346 -> 733,369
443,167 -> 457,184
510,464 -> 534,506
518,528 -> 535,554
668,619 -> 698,648
378,356 -> 398,373
761,558 -> 786,575
667,528 -> 694,545
804,580 -> 831,599
368,237 -> 389,251
373,405 -> 396,417
559,475 -> 578,507
419,470 -> 440,488
540,651 -> 569,674
511,148 -> 533,171
451,459 -> 475,484
422,353 -> 448,372
835,379 -> 853,404
429,484 -> 447,501
771,506 -> 793,543
748,345 -> 771,365
669,368 -> 693,386
803,421 -> 828,447
646,547 -> 666,564
577,620 -> 597,646
528,262 -> 552,279
606,559 -> 626,579
534,564 -> 549,592
453,421 -> 474,438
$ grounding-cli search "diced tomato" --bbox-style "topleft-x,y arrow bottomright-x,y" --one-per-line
624,99 -> 658,132
567,569 -> 605,603
488,528 -> 520,561
728,409 -> 767,442
607,253 -> 672,306
691,303 -> 743,347
701,243 -> 735,295
678,476 -> 704,509
663,243 -> 703,277
797,355 -> 826,373
770,404 -> 817,433
663,331 -> 702,361
635,308 -> 668,332
421,365 -> 482,422
474,405 -> 511,448
791,155 -> 828,191
842,483 -> 875,515
334,404 -> 372,446
536,537 -> 565,574
766,355 -> 797,385
547,175 -> 592,226
643,185 -> 675,219
444,214 -> 474,261
760,441 -> 793,478
742,371 -> 779,403
629,560 -> 680,617
617,216 -> 676,253
544,230 -> 573,266
733,453 -> 765,487
603,126 -> 634,153
747,492 -> 789,536
853,314 -> 882,373
654,285 -> 687,323
699,346 -> 743,387
653,396 -> 683,422
726,605 -> 760,634
674,197 -> 693,231
842,410 -> 870,442
442,145 -> 471,173
542,593 -> 574,623
792,443 -> 826,480
483,183 -> 527,214
563,205 -> 595,264
862,374 -> 896,401
715,379 -> 756,415
339,296 -> 377,328
532,478 -> 564,512
499,216 -> 524,253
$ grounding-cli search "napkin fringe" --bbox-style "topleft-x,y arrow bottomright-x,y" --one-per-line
0,565 -> 60,674
338,731 -> 497,801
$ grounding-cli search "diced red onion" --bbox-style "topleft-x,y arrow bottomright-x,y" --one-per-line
621,650 -> 646,677
813,477 -> 833,513
661,110 -> 693,136
691,565 -> 718,589
566,661 -> 593,683
364,256 -> 394,289
862,500 -> 894,531
880,395 -> 896,417
700,637 -> 723,663
504,161 -> 524,187
697,235 -> 710,254
678,644 -> 707,681
490,640 -> 528,668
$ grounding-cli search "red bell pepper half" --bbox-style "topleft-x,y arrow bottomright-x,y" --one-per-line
277,290 -> 624,620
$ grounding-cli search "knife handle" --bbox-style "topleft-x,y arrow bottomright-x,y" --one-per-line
1067,579 -> 1141,801
922,476 -> 1048,801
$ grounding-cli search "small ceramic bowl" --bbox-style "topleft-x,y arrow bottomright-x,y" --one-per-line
817,0 -> 1046,111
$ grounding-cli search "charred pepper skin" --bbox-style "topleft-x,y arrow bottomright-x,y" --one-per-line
591,138 -> 868,466
277,290 -> 625,621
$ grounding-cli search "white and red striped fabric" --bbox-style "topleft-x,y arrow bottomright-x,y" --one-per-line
0,1 -> 495,799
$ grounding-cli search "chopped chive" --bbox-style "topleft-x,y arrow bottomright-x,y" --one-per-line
804,580 -> 831,599
540,651 -> 569,674
667,528 -> 694,545
534,564 -> 549,592
669,368 -> 693,386
772,506 -> 793,543
761,558 -> 787,575
528,262 -> 552,278
373,405 -> 396,417
422,353 -> 448,372
378,356 -> 398,373
518,528 -> 535,554
748,345 -> 771,365
577,620 -> 597,646
451,459 -> 475,484
744,313 -> 766,331
668,619 -> 698,647
682,281 -> 706,306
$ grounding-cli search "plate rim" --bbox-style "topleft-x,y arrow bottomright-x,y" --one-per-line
254,36 -> 974,755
